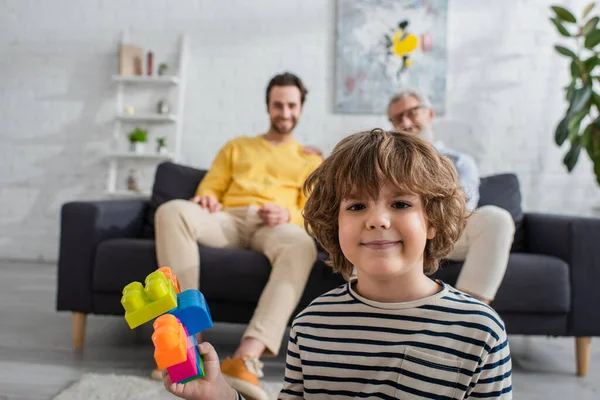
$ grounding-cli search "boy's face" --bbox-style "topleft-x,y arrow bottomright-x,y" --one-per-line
338,181 -> 436,281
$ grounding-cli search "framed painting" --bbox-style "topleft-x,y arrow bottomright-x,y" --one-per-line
335,0 -> 448,114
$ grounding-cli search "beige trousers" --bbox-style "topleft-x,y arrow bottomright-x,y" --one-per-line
449,205 -> 516,301
154,200 -> 318,356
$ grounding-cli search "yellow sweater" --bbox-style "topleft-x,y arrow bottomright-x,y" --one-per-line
195,135 -> 323,227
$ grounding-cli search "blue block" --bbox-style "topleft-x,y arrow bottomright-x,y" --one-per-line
168,289 -> 213,336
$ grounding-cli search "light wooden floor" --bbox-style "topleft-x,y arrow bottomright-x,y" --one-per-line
1,260 -> 599,399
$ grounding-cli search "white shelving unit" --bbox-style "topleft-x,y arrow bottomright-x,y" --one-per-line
106,31 -> 189,198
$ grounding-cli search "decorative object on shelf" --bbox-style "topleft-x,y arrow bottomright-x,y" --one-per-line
158,63 -> 169,76
550,3 -> 600,186
157,99 -> 170,114
119,44 -> 143,76
156,137 -> 168,154
126,169 -> 141,192
124,106 -> 135,116
128,127 -> 148,154
147,51 -> 154,76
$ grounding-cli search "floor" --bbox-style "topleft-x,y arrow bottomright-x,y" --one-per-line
1,260 -> 599,399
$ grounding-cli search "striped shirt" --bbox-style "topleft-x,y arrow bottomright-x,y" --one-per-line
279,280 -> 512,399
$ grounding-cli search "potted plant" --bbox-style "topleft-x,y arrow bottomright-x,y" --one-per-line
128,127 -> 148,154
551,3 -> 600,185
158,63 -> 169,76
156,136 -> 168,154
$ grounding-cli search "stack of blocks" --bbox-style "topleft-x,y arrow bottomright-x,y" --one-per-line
121,267 -> 213,384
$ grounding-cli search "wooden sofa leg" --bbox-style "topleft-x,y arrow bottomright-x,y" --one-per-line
576,337 -> 592,377
73,312 -> 87,350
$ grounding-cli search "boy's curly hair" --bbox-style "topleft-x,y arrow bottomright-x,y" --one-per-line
302,129 -> 468,280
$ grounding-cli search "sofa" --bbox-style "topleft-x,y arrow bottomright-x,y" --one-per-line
56,161 -> 600,376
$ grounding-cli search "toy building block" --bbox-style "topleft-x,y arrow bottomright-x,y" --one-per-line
167,331 -> 205,383
158,266 -> 181,294
168,289 -> 214,336
121,270 -> 178,329
152,314 -> 188,370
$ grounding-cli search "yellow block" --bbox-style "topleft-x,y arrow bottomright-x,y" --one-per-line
121,270 -> 177,329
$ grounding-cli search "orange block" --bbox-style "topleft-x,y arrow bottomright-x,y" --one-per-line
152,314 -> 187,370
158,266 -> 181,294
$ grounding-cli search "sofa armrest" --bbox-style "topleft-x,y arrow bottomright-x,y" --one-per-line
56,199 -> 148,313
525,212 -> 600,335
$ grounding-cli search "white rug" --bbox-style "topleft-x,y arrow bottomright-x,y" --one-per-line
52,373 -> 283,400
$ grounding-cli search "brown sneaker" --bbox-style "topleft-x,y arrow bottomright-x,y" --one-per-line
221,355 -> 268,400
150,368 -> 163,381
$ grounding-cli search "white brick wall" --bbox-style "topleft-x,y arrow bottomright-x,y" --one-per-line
0,0 -> 596,261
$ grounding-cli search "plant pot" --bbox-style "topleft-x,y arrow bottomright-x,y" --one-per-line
130,142 -> 146,154
157,145 -> 168,155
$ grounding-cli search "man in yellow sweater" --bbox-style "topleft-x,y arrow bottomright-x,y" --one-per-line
153,72 -> 322,400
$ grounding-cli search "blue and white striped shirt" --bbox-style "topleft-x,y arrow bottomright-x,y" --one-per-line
279,281 -> 512,399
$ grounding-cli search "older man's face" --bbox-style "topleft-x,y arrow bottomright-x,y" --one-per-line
387,95 -> 434,136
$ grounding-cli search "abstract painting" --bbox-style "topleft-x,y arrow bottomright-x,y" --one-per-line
335,0 -> 448,114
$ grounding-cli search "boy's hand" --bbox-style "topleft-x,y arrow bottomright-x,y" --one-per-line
258,204 -> 290,227
190,195 -> 222,213
163,342 -> 237,400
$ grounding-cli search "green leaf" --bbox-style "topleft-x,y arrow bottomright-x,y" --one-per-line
569,85 -> 593,115
555,45 -> 577,58
563,136 -> 583,172
571,60 -> 582,78
582,122 -> 596,159
565,81 -> 577,102
552,5 -> 577,23
593,91 -> 600,111
550,17 -> 572,36
568,108 -> 587,132
583,16 -> 600,35
584,55 -> 600,73
583,3 -> 596,19
555,116 -> 570,145
585,28 -> 600,48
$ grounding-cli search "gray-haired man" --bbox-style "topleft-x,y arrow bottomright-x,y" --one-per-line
387,89 -> 515,304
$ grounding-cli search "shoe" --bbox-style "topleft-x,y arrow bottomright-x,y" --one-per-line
221,355 -> 268,400
151,368 -> 163,381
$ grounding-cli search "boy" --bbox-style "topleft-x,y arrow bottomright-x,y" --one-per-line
162,129 -> 512,399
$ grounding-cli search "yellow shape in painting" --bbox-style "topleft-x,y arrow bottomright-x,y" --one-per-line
391,30 -> 419,57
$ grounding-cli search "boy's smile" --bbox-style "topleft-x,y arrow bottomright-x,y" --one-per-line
360,239 -> 402,250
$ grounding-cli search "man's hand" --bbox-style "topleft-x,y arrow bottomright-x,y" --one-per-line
302,145 -> 323,157
258,204 -> 290,227
163,342 -> 237,400
190,195 -> 222,213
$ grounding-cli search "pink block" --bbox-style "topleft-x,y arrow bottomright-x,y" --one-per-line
166,335 -> 198,383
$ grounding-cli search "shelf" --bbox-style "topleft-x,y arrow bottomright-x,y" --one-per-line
116,114 -> 177,123
112,75 -> 180,85
108,152 -> 175,161
106,190 -> 151,198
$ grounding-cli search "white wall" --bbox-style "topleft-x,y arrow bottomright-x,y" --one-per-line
0,0 -> 595,261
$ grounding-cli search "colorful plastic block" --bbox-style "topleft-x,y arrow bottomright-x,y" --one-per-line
167,333 -> 201,383
152,314 -> 188,370
168,289 -> 214,336
158,266 -> 181,294
121,270 -> 178,329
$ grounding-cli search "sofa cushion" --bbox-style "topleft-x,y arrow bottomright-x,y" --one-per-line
434,253 -> 570,314
477,173 -> 525,252
142,162 -> 207,238
93,239 -> 342,305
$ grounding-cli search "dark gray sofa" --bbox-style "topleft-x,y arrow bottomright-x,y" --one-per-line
56,162 -> 600,376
